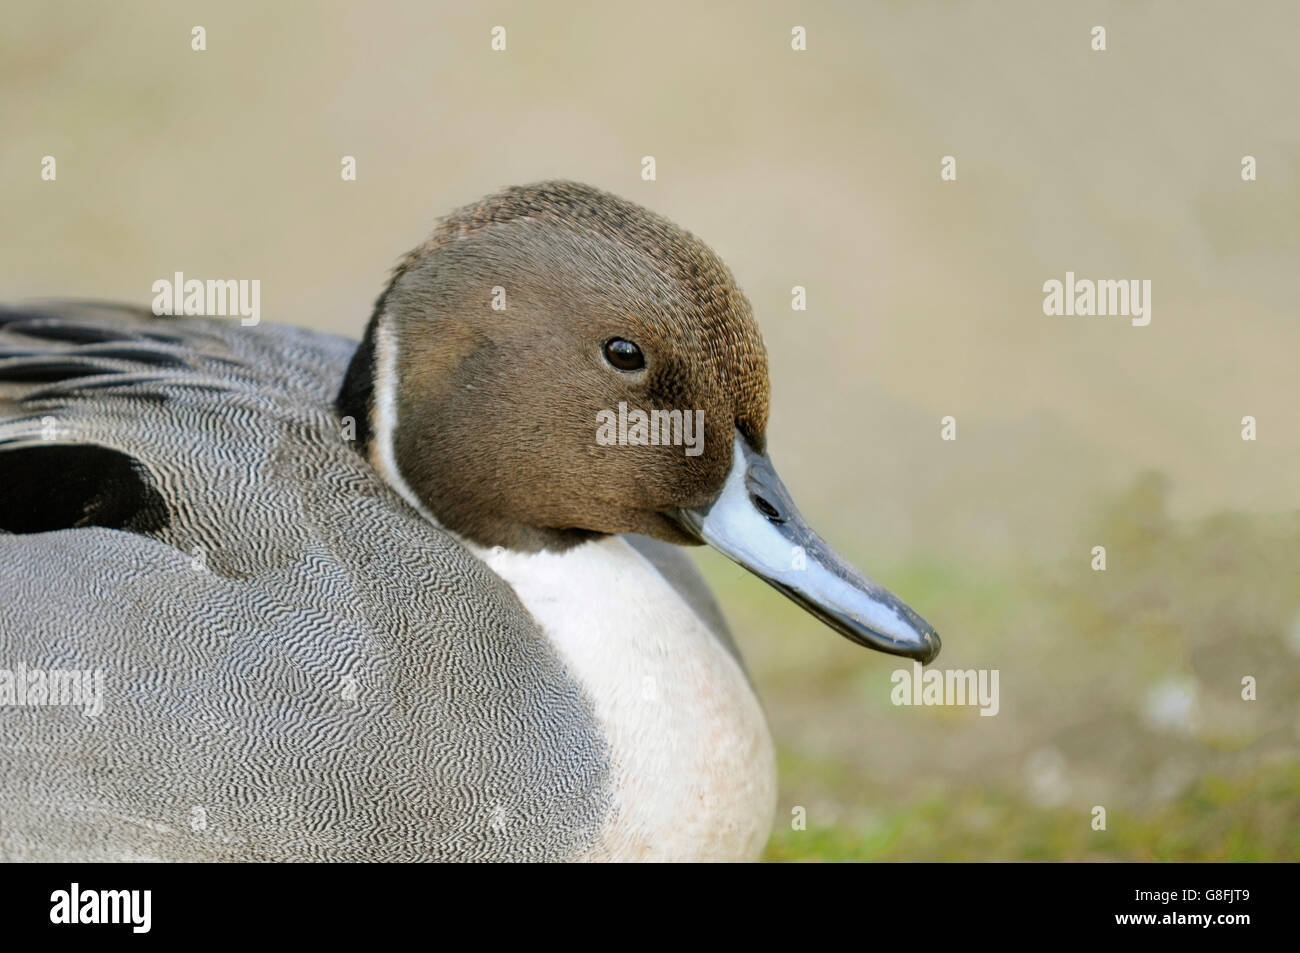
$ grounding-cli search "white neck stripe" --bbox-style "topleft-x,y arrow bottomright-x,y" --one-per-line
371,314 -> 442,526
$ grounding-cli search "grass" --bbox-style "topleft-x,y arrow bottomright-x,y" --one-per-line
764,759 -> 1300,862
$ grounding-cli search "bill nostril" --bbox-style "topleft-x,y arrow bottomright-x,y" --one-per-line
751,495 -> 784,523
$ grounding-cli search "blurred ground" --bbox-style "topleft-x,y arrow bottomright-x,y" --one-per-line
3,1 -> 1296,860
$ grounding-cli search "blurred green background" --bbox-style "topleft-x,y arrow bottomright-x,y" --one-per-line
3,1 -> 1296,860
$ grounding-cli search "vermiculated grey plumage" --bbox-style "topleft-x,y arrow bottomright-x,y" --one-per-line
0,303 -> 617,861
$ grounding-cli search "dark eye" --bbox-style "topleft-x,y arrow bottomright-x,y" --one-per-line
603,338 -> 645,371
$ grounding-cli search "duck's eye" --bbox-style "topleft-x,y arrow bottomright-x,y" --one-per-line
603,338 -> 645,371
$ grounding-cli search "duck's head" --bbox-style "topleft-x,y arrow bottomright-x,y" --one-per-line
338,181 -> 939,663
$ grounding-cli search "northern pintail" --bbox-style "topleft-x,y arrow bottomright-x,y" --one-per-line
0,181 -> 939,861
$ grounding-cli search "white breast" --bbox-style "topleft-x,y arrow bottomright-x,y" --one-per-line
472,536 -> 776,861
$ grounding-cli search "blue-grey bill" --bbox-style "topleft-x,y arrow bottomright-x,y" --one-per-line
674,432 -> 941,664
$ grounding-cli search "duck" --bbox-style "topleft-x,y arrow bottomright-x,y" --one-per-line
0,180 -> 940,862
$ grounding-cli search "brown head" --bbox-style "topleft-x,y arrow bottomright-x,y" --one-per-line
338,181 -> 940,662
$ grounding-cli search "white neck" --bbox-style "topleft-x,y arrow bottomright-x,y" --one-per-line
468,536 -> 776,861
